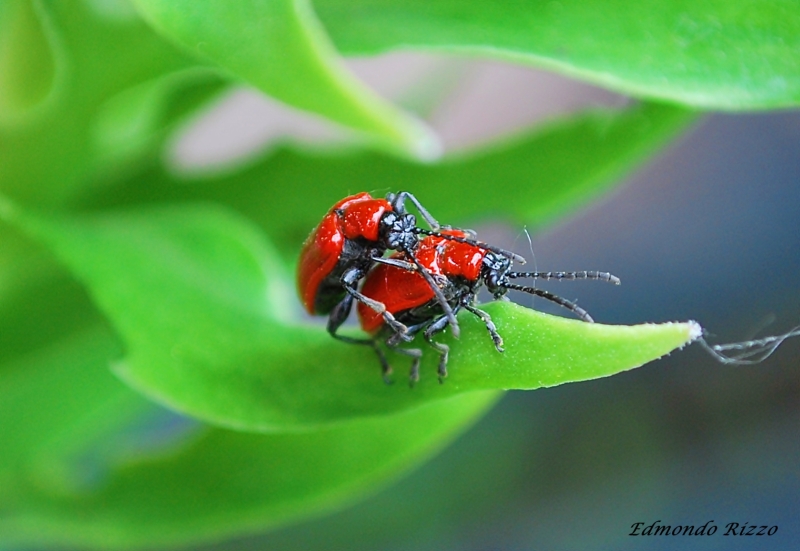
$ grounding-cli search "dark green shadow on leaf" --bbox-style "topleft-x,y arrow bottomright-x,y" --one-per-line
0,227 -> 106,363
315,0 -> 800,110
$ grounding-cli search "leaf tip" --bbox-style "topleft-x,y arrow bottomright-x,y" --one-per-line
639,319 -> 704,361
407,121 -> 443,162
687,319 -> 704,343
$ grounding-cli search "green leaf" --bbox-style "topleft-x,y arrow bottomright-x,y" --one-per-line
0,227 -> 104,363
90,68 -> 228,172
0,322 -> 497,549
0,230 -> 146,494
5,392 -> 496,548
0,329 -> 122,484
0,327 -> 148,496
0,1 -> 207,206
0,230 -> 495,546
131,0 -> 438,158
0,0 -> 58,120
86,102 -> 693,248
315,0 -> 800,110
2,199 -> 701,431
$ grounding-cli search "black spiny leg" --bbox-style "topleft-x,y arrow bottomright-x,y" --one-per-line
390,191 -> 441,230
404,252 -> 461,339
387,339 -> 423,386
327,292 -> 392,381
422,315 -> 452,383
341,268 -> 411,340
384,326 -> 426,386
464,304 -> 504,352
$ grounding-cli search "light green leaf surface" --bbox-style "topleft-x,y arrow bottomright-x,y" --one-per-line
3,200 -> 700,431
316,0 -> 800,110
0,0 -> 58,120
0,231 -> 144,495
0,328 -> 149,496
91,68 -> 228,174
86,103 -> 693,248
132,0 -> 438,158
0,1 -> 213,206
0,323 -> 497,549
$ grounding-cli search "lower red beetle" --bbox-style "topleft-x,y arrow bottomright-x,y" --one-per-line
358,230 -> 620,383
297,191 -> 461,360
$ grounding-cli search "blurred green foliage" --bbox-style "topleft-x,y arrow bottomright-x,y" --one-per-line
0,0 -> 795,547
316,0 -> 800,110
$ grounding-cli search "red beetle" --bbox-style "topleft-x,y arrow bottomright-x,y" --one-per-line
358,230 -> 620,383
297,192 -> 460,361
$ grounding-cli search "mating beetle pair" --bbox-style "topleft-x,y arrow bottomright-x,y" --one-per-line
297,192 -> 619,383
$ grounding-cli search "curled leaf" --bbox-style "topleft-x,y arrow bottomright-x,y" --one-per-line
317,0 -> 800,110
132,0 -> 439,158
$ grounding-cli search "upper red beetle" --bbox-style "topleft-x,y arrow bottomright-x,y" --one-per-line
297,191 -> 460,361
358,229 -> 620,383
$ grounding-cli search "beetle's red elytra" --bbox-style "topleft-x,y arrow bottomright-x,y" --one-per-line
297,193 -> 392,316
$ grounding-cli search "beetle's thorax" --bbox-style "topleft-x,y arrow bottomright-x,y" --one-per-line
380,211 -> 419,252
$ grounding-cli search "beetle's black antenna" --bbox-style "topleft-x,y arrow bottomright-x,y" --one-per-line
507,270 -> 621,285
414,227 -> 527,264
522,226 -> 537,308
502,282 -> 595,322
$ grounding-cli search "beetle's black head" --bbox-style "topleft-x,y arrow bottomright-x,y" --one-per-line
380,211 -> 419,252
482,251 -> 512,297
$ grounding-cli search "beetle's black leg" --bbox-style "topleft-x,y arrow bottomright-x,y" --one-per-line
326,289 -> 355,339
463,303 -> 504,352
403,252 -> 461,339
390,191 -> 440,230
341,268 -> 411,340
502,283 -> 595,322
383,323 -> 429,385
386,340 -> 424,386
327,293 -> 393,380
346,286 -> 411,340
422,315 -> 452,383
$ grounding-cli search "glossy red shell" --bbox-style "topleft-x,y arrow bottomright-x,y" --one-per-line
358,230 -> 486,333
297,193 -> 393,314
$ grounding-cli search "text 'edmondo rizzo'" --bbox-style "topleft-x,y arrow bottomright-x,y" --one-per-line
630,520 -> 777,536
